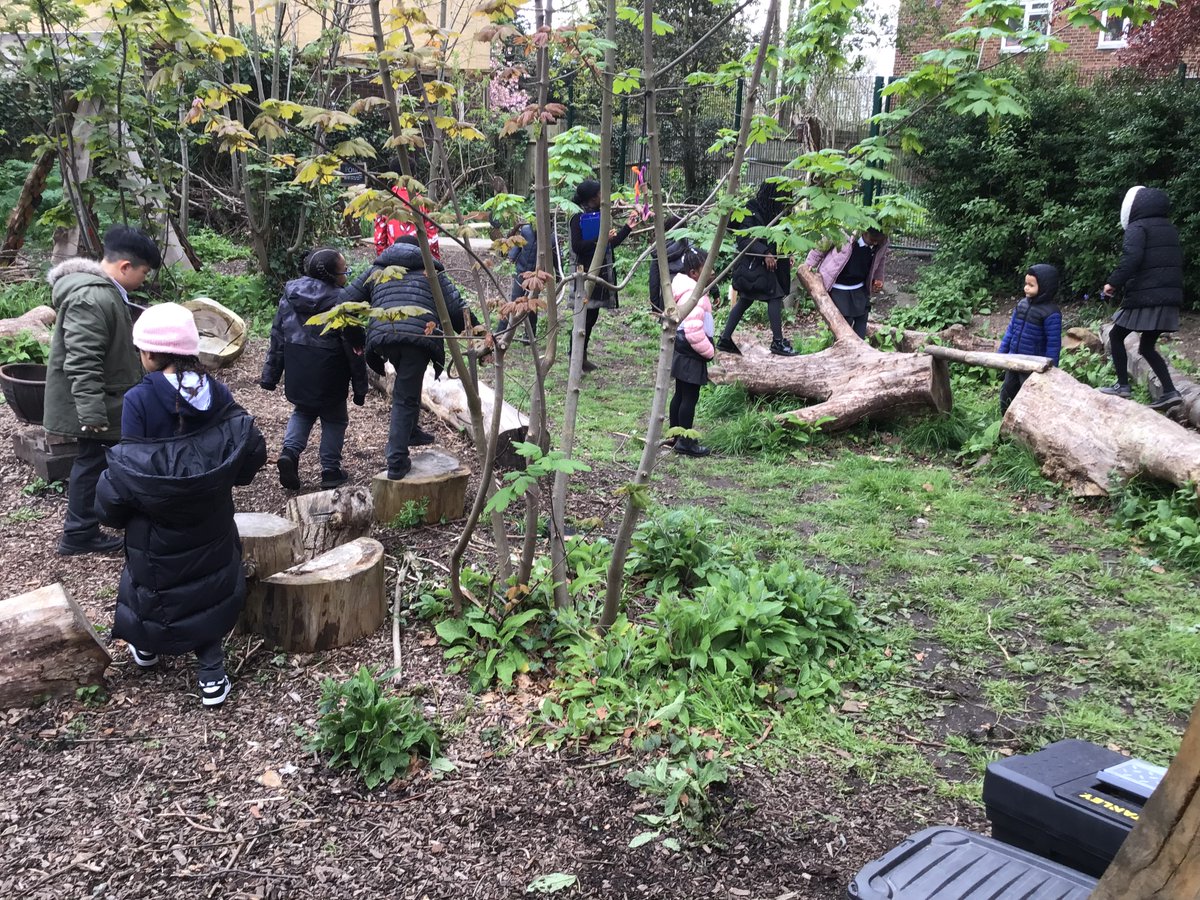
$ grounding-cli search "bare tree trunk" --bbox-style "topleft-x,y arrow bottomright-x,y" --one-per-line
600,0 -> 780,629
0,149 -> 55,267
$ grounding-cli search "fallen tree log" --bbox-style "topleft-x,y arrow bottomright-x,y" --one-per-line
0,306 -> 56,342
0,583 -> 110,707
1003,367 -> 1200,496
283,486 -> 373,560
925,346 -> 1052,374
712,268 -> 952,430
422,368 -> 528,466
1101,324 -> 1200,430
371,449 -> 471,525
251,538 -> 386,652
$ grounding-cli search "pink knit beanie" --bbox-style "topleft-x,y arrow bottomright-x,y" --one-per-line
133,303 -> 200,356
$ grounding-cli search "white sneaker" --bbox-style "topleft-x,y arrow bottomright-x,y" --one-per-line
199,676 -> 231,707
130,646 -> 159,668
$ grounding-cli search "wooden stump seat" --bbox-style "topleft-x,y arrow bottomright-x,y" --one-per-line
371,449 -> 471,525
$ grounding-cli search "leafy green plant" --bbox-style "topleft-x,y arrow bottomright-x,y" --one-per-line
436,605 -> 548,691
1112,479 -> 1200,569
0,280 -> 52,319
548,126 -> 602,211
186,228 -> 252,263
628,505 -> 733,594
22,477 -> 64,496
75,685 -> 107,707
4,507 -> 43,525
889,259 -> 990,332
484,442 -> 592,515
306,667 -> 441,790
0,330 -> 48,365
389,498 -> 429,529
698,384 -> 830,459
167,269 -> 273,326
1059,345 -> 1116,389
626,751 -> 729,838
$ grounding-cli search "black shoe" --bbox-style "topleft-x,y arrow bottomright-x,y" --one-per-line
57,533 -> 123,556
320,468 -> 350,489
1150,390 -> 1183,411
410,427 -> 436,446
1098,383 -> 1131,398
770,339 -> 796,357
199,676 -> 231,708
387,459 -> 412,481
674,437 -> 712,458
277,450 -> 301,490
716,337 -> 740,355
581,357 -> 598,373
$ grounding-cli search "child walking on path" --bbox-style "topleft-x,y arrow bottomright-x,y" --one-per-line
97,303 -> 266,707
261,249 -> 367,489
45,225 -> 161,556
669,244 -> 715,458
1100,186 -> 1184,411
998,263 -> 1062,414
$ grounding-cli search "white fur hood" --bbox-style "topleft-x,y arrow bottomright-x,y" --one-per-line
46,257 -> 108,286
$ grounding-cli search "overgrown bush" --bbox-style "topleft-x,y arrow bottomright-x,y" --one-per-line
162,267 -> 273,326
888,259 -> 991,332
186,228 -> 252,263
306,667 -> 442,790
0,331 -> 49,365
698,384 -> 828,459
0,280 -> 52,319
628,506 -> 733,594
914,61 -> 1200,306
1112,478 -> 1200,569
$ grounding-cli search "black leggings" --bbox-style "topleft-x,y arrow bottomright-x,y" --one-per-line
721,296 -> 783,343
669,379 -> 702,430
1110,326 -> 1176,393
570,308 -> 601,360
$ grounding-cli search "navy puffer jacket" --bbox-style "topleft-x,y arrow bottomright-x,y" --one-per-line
341,242 -> 466,375
261,276 -> 368,407
999,263 -> 1062,364
97,402 -> 267,655
1108,187 -> 1183,310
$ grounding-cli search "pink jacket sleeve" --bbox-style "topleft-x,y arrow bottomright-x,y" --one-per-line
674,275 -> 715,360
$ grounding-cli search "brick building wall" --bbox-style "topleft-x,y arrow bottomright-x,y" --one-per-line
894,0 -> 1135,78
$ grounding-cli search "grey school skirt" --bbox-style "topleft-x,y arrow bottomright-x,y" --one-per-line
1112,305 -> 1180,333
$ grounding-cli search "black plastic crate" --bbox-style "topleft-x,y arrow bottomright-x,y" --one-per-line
983,739 -> 1159,877
847,826 -> 1097,899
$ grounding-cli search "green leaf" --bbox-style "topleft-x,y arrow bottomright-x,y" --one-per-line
435,619 -> 470,645
628,830 -> 660,848
650,691 -> 686,724
526,872 -> 577,894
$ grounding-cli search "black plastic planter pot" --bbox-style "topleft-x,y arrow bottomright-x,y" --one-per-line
0,363 -> 48,425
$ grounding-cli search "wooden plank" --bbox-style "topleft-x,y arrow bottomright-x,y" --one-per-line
1093,698 -> 1200,898
924,345 -> 1052,373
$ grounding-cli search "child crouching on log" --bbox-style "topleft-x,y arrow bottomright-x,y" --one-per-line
669,243 -> 715,457
998,263 -> 1062,415
97,303 -> 267,708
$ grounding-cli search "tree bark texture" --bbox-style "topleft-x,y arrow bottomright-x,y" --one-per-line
181,298 -> 247,370
1003,367 -> 1200,496
0,306 -> 57,342
1,150 -> 56,268
283,486 -> 374,560
0,583 -> 110,708
1092,698 -> 1200,899
1102,324 -> 1200,430
250,538 -> 386,652
235,512 -> 303,636
370,449 -> 471,525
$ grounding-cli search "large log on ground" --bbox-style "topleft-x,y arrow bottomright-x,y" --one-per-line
0,306 -> 56,342
713,267 -> 952,431
283,486 -> 374,560
1092,698 -> 1200,898
1101,324 -> 1200,430
0,583 -> 110,707
371,449 -> 471,525
422,368 -> 528,466
1003,367 -> 1200,496
250,538 -> 386,652
181,298 -> 247,369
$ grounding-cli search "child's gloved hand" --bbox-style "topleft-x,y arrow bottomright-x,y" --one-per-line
353,394 -> 366,407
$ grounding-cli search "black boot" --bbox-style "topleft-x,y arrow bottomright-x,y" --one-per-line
716,336 -> 741,355
770,338 -> 796,357
675,437 -> 711,458
277,449 -> 301,490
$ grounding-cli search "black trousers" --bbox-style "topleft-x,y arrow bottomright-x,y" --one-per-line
999,371 -> 1029,415
1109,326 -> 1176,393
720,296 -> 783,343
383,345 -> 433,472
64,438 -> 113,542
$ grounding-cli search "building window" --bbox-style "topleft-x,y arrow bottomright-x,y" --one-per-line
1097,12 -> 1131,49
1001,0 -> 1052,53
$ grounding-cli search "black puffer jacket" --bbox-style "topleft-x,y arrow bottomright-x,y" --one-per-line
97,403 -> 267,655
648,238 -> 688,313
262,277 -> 369,407
1108,187 -> 1183,310
731,200 -> 790,301
342,242 -> 466,375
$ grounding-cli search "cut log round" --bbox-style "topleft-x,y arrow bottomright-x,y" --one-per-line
1003,367 -> 1200,496
0,583 -> 111,707
253,538 -> 386,652
284,486 -> 374,559
371,449 -> 471,525
181,297 -> 247,369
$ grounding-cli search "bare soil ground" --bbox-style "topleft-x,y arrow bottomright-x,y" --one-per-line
0,339 -> 985,900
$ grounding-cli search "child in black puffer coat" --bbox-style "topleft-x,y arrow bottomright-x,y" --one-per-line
261,248 -> 368,490
98,303 -> 267,708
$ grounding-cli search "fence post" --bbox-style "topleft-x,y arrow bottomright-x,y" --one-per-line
616,94 -> 629,183
863,75 -> 884,207
733,77 -> 744,131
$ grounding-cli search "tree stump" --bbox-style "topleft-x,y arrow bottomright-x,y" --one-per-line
1092,698 -> 1200,898
234,513 -> 303,635
0,583 -> 110,707
249,538 -> 386,652
283,486 -> 374,559
181,298 -> 247,369
371,449 -> 471,525
1003,367 -> 1200,496
712,268 -> 952,431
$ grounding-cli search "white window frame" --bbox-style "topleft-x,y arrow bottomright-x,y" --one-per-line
1001,0 -> 1053,53
1097,12 -> 1131,50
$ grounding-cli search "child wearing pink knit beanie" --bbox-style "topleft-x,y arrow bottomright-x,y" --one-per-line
132,301 -> 201,357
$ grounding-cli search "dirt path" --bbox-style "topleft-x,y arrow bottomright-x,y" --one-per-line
0,339 -> 983,899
